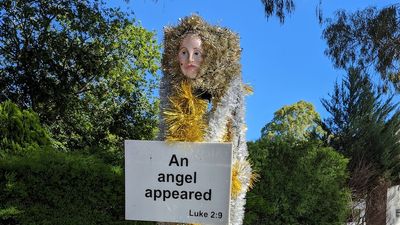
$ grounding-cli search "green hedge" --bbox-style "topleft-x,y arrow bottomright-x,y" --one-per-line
0,150 -> 154,225
245,139 -> 350,225
0,101 -> 154,224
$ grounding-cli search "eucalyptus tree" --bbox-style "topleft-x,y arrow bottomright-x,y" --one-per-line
323,4 -> 400,93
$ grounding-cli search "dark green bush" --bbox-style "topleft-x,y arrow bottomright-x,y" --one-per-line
0,101 -> 52,157
245,138 -> 350,225
0,150 -> 154,225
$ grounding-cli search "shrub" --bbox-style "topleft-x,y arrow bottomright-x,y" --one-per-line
0,101 -> 52,157
0,150 -> 154,225
245,138 -> 350,225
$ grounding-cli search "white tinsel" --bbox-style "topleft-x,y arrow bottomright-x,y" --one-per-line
204,76 -> 251,225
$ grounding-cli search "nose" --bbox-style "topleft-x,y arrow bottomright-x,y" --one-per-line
188,52 -> 194,62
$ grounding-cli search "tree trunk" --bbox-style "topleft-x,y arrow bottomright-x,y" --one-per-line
365,178 -> 389,225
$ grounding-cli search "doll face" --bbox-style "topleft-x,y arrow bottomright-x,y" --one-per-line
178,35 -> 203,79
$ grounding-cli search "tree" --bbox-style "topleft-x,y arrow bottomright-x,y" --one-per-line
0,0 -> 161,163
245,137 -> 350,225
260,0 -> 329,24
323,5 -> 400,92
260,0 -> 295,23
261,100 -> 325,141
321,68 -> 400,225
263,1 -> 399,88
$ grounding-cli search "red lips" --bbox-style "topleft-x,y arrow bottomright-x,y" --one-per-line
185,64 -> 198,69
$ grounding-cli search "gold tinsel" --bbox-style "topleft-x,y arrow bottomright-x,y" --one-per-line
231,160 -> 259,199
222,119 -> 233,142
231,161 -> 242,199
248,170 -> 260,191
164,81 -> 208,142
243,83 -> 254,95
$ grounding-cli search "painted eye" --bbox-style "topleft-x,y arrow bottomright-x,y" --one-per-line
193,50 -> 203,61
178,48 -> 187,56
194,50 -> 202,56
178,49 -> 188,61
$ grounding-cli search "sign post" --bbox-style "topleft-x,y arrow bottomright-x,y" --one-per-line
125,140 -> 232,225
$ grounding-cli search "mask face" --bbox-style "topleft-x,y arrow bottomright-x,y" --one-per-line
178,35 -> 203,79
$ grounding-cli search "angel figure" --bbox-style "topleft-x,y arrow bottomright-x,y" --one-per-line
158,15 -> 257,225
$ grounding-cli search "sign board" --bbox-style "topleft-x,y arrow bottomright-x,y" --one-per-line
125,140 -> 232,225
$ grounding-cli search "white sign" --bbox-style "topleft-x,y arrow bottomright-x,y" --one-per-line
125,140 -> 232,225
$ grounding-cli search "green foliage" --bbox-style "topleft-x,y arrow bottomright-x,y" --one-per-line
322,68 -> 400,183
261,100 -> 326,141
0,0 -> 161,164
0,101 -> 52,157
245,138 -> 350,225
0,150 -> 155,225
323,5 -> 400,92
260,0 -> 295,23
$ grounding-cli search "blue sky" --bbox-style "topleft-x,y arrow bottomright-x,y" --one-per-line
109,0 -> 398,141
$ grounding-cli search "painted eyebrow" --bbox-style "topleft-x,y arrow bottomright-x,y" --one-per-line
179,47 -> 202,50
178,47 -> 203,53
